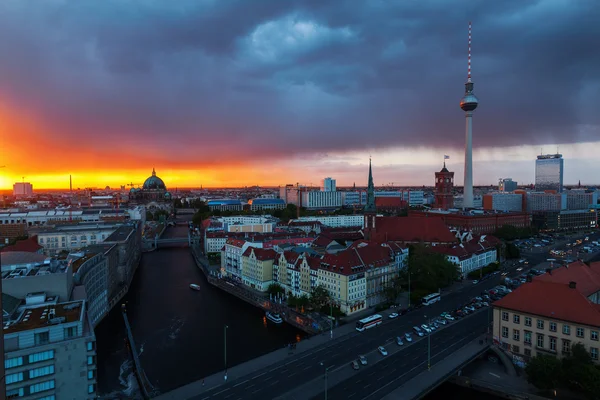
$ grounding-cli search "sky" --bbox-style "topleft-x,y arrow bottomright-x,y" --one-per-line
0,0 -> 599,190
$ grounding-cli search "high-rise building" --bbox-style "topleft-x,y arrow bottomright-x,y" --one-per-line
321,177 -> 336,192
434,162 -> 454,210
13,182 -> 33,197
460,22 -> 478,209
535,154 -> 564,193
499,178 -> 518,192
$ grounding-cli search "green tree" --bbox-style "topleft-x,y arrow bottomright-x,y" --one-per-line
505,242 -> 521,259
146,211 -> 154,221
266,283 -> 285,296
309,285 -> 330,309
525,354 -> 562,391
384,277 -> 403,304
400,244 -> 461,293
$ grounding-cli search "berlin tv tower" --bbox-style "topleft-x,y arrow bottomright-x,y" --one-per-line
460,22 -> 479,209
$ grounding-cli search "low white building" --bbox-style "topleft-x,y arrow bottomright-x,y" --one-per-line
431,236 -> 499,277
295,215 -> 365,228
301,191 -> 343,209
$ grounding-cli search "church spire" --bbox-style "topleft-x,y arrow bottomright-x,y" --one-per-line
152,167 -> 156,176
365,158 -> 376,213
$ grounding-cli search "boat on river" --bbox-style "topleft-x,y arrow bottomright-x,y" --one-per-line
265,311 -> 283,324
189,284 -> 200,291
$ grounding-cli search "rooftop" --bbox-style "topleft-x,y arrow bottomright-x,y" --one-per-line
4,300 -> 85,334
104,225 -> 135,242
0,251 -> 49,266
371,216 -> 457,243
494,280 -> 600,327
535,260 -> 600,297
68,252 -> 99,273
0,236 -> 43,253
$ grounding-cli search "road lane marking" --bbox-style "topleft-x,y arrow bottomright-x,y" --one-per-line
224,394 -> 234,399
253,372 -> 267,379
489,372 -> 501,378
251,389 -> 261,394
364,384 -> 371,389
288,372 -> 296,378
369,371 -> 377,376
233,380 -> 248,387
412,355 -> 420,360
377,375 -> 385,381
246,384 -> 255,389
348,393 -> 356,398
213,388 -> 230,396
303,365 -> 311,370
270,380 -> 279,386
390,368 -> 397,374
264,376 -> 273,381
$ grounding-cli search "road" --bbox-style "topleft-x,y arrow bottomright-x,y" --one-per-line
194,279 -> 500,400
312,312 -> 488,400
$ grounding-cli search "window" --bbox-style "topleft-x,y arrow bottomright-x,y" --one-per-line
6,388 -> 24,398
29,350 -> 55,364
577,327 -> 585,338
502,327 -> 509,338
513,329 -> 520,341
512,345 -> 520,354
34,331 -> 50,346
502,312 -> 509,321
87,355 -> 95,366
88,384 -> 96,394
524,348 -> 532,357
87,341 -> 96,351
30,380 -> 55,394
537,319 -> 544,329
592,331 -> 599,341
5,372 -> 24,384
537,334 -> 544,348
64,326 -> 77,339
592,348 -> 599,360
5,356 -> 23,369
525,317 -> 532,327
513,315 -> 520,324
34,396 -> 55,400
88,370 -> 96,379
30,365 -> 55,379
549,322 -> 557,332
524,331 -> 532,345
550,337 -> 557,351
563,324 -> 571,335
562,339 -> 571,354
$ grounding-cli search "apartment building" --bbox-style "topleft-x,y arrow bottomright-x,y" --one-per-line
240,248 -> 278,291
430,235 -> 500,277
300,191 -> 343,209
33,224 -> 119,255
483,193 -> 524,212
493,261 -> 600,363
295,215 -> 365,228
3,298 -> 97,399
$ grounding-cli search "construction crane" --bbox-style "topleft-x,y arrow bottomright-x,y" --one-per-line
127,182 -> 141,188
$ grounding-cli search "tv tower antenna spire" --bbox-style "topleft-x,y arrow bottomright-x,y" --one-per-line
467,21 -> 472,82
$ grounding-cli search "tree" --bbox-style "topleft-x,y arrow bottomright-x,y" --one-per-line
525,354 -> 562,391
146,211 -> 154,221
309,285 -> 330,309
384,277 -> 403,304
266,283 -> 285,296
400,244 -> 461,293
562,343 -> 594,392
505,243 -> 521,259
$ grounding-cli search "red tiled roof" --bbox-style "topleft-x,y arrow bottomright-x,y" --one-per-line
246,247 -> 277,261
312,235 -> 336,248
0,236 -> 43,253
282,251 -> 301,264
305,255 -> 322,270
375,197 -> 406,207
535,260 -> 600,297
430,237 -> 497,260
494,280 -> 600,327
371,216 -> 457,244
226,239 -> 246,248
320,242 -> 394,275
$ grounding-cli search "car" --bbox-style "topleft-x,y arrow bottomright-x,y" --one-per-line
351,360 -> 359,370
482,301 -> 490,307
389,312 -> 399,319
432,321 -> 440,329
474,296 -> 483,302
396,336 -> 404,346
472,280 -> 479,284
359,355 -> 367,365
404,333 -> 413,342
444,314 -> 455,321
378,346 -> 388,356
465,306 -> 475,312
413,326 -> 424,337
421,324 -> 432,333
437,318 -> 447,325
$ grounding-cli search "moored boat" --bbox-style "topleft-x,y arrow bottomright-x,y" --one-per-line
265,311 -> 283,324
189,284 -> 200,291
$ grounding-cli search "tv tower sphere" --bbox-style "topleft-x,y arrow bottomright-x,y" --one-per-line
460,84 -> 479,111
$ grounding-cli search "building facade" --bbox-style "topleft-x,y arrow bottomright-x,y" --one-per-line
535,154 -> 564,193
300,191 -> 343,210
409,210 -> 531,235
3,299 -> 97,399
499,178 -> 518,192
13,182 -> 34,197
240,248 -> 277,291
295,215 -> 364,228
483,193 -> 524,212
321,178 -> 336,192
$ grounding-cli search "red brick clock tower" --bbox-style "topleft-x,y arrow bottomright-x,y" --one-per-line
435,162 -> 454,210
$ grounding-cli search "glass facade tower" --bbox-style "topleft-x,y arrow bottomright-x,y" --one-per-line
535,154 -> 564,192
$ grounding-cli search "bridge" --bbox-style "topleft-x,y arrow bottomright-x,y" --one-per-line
154,274 -> 519,400
142,234 -> 200,249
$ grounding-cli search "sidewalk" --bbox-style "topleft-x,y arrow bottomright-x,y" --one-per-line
154,321 -> 360,400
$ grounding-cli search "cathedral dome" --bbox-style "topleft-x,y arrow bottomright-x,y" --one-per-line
143,168 -> 167,190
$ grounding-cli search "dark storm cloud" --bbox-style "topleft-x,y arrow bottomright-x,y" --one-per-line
0,0 -> 598,164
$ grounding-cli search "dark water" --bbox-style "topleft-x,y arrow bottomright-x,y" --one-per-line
96,226 -> 304,397
423,382 -> 504,399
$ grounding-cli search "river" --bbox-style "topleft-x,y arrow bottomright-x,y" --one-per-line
96,225 -> 304,398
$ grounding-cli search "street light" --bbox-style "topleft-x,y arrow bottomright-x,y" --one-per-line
424,315 -> 431,371
330,302 -> 333,339
224,325 -> 229,381
320,362 -> 331,400
408,269 -> 411,308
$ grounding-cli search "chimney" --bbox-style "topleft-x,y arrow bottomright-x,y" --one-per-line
569,281 -> 577,289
